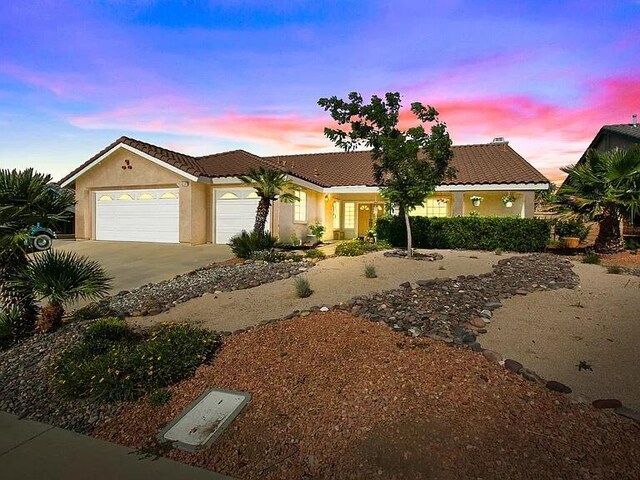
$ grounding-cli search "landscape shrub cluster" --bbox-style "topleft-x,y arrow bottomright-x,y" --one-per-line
335,239 -> 391,257
52,319 -> 220,402
376,216 -> 551,252
229,230 -> 278,258
553,219 -> 590,240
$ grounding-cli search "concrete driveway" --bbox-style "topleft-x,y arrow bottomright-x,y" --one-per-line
54,240 -> 232,296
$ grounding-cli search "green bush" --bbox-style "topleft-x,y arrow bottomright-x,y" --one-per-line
229,230 -> 278,259
305,248 -> 326,259
376,216 -> 551,253
72,302 -> 118,322
294,277 -> 312,298
607,265 -> 623,274
335,240 -> 390,257
249,249 -> 286,262
364,264 -> 377,278
148,388 -> 172,406
53,322 -> 220,402
582,252 -> 600,264
554,219 -> 589,240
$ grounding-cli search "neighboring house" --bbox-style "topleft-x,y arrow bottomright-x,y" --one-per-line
59,136 -> 549,245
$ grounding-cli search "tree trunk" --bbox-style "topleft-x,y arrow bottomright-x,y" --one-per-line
253,197 -> 271,234
594,207 -> 625,254
39,301 -> 64,333
404,210 -> 413,258
0,249 -> 37,340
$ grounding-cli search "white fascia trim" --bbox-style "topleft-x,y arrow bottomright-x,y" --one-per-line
324,185 -> 380,194
286,176 -> 324,193
436,182 -> 549,191
210,176 -> 242,184
60,143 -> 199,187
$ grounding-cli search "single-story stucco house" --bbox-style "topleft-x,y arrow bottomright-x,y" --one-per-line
59,136 -> 550,245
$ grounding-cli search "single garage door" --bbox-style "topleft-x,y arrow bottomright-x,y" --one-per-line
215,188 -> 269,244
95,188 -> 179,243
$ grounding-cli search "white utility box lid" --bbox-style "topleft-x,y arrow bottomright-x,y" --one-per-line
158,389 -> 251,452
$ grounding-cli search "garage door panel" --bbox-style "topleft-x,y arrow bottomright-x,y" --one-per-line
95,189 -> 179,243
215,189 -> 269,244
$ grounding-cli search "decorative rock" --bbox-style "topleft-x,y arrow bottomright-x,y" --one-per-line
519,368 -> 545,384
319,306 -> 329,312
482,349 -> 503,364
469,342 -> 483,352
504,359 -> 523,373
470,318 -> 486,328
515,288 -> 528,295
480,309 -> 492,319
546,381 -> 572,394
592,399 -> 623,409
614,406 -> 640,422
462,333 -> 476,344
399,281 -> 411,289
484,301 -> 502,310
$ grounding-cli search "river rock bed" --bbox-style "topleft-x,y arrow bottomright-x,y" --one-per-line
90,259 -> 314,317
337,254 -> 579,346
0,321 -> 122,433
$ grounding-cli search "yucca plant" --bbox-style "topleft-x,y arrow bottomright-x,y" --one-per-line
13,250 -> 112,332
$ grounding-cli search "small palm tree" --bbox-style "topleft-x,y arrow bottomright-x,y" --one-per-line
557,147 -> 640,253
13,250 -> 112,332
238,167 -> 299,234
0,168 -> 75,334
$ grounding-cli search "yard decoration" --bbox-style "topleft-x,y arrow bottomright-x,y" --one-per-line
470,195 -> 484,207
318,91 -> 454,258
557,146 -> 640,253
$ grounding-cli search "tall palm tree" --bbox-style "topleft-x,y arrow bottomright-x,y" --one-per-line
238,167 -> 299,234
0,168 -> 75,335
12,250 -> 112,332
557,147 -> 640,253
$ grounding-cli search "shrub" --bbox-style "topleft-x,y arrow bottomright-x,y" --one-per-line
364,264 -> 377,278
309,224 -> 326,242
229,230 -> 278,259
554,219 -> 589,241
53,322 -> 220,402
376,216 -> 551,253
305,248 -> 326,260
72,302 -> 118,322
294,277 -> 312,298
607,265 -> 623,274
495,248 -> 503,256
582,252 -> 600,264
148,388 -> 172,406
249,249 -> 286,263
0,305 -> 34,349
335,239 -> 389,257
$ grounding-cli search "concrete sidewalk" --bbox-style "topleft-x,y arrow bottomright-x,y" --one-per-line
0,412 -> 232,480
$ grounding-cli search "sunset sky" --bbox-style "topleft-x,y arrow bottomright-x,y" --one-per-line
1,1 -> 639,184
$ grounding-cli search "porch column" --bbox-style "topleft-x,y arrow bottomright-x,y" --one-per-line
522,191 -> 535,218
453,192 -> 464,216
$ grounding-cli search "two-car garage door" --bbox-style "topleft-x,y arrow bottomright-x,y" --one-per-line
95,189 -> 179,243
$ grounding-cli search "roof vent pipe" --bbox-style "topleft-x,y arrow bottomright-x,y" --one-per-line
633,114 -> 638,127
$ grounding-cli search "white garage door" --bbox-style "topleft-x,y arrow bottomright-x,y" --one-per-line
95,189 -> 179,243
215,188 -> 270,244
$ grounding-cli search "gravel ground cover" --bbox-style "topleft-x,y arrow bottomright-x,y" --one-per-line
89,259 -> 314,317
338,253 -> 579,346
0,321 -> 123,433
94,312 -> 640,480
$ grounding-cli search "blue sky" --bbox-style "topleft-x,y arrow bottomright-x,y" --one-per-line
1,0 -> 639,182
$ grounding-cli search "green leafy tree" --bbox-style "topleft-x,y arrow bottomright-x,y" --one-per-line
0,168 -> 75,337
12,250 -> 112,332
318,92 -> 454,256
557,147 -> 640,253
238,167 -> 299,234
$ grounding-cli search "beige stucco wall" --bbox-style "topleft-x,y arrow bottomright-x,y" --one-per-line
73,147 -> 208,245
460,191 -> 528,218
277,188 -> 324,243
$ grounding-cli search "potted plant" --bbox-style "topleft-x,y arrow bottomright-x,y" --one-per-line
502,194 -> 516,208
470,195 -> 484,207
555,219 -> 589,249
308,223 -> 326,243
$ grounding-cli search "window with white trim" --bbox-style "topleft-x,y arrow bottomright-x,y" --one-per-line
409,197 -> 450,217
344,202 -> 355,229
294,191 -> 307,222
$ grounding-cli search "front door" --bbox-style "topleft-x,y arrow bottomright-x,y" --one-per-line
357,204 -> 374,237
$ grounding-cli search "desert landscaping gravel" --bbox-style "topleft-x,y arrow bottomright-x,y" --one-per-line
89,259 -> 314,317
94,312 -> 640,480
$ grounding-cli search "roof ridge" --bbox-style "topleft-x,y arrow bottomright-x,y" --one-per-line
121,136 -> 198,160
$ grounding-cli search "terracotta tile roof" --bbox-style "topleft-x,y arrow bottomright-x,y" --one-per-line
601,123 -> 640,140
265,143 -> 549,187
60,136 -> 549,188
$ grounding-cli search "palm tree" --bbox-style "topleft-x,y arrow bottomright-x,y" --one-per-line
12,250 -> 112,332
557,147 -> 640,253
238,167 -> 299,234
0,168 -> 75,336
